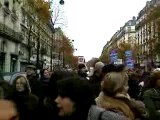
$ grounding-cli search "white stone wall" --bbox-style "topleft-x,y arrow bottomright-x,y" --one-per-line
0,0 -> 21,72
0,0 -> 55,72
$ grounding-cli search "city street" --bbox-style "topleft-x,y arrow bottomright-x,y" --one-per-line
0,0 -> 160,120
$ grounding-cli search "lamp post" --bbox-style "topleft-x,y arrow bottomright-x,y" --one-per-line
59,0 -> 64,5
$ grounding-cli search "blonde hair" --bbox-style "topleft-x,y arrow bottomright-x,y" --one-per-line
13,75 -> 31,94
101,71 -> 129,96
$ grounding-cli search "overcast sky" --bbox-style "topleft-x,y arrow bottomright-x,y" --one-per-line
60,0 -> 148,61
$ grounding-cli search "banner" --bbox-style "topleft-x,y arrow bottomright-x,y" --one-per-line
125,50 -> 134,69
78,56 -> 85,64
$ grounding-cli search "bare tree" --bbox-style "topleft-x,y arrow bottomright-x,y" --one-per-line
49,0 -> 67,69
50,0 -> 67,28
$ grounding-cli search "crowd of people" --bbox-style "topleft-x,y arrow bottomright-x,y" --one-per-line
0,62 -> 160,120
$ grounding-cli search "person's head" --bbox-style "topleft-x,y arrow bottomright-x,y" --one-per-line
55,77 -> 94,117
0,80 -> 11,99
40,69 -> 50,79
48,70 -> 76,98
12,76 -> 31,94
78,64 -> 88,77
150,71 -> 160,88
93,62 -> 104,76
0,100 -> 19,120
101,64 -> 115,78
129,72 -> 139,81
101,66 -> 129,96
78,63 -> 85,70
25,65 -> 36,76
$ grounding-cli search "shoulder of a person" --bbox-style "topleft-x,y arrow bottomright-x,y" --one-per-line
88,105 -> 128,120
143,88 -> 157,96
88,105 -> 105,120
29,94 -> 39,101
101,110 -> 129,120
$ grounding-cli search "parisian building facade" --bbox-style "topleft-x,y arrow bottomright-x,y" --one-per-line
101,17 -> 136,63
102,0 -> 160,70
136,0 -> 160,69
0,0 -> 60,72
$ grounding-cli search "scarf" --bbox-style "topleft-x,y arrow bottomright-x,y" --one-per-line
96,92 -> 135,120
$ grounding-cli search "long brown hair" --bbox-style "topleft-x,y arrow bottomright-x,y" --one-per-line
12,75 -> 31,94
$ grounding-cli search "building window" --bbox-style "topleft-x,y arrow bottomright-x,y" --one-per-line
0,53 -> 5,72
128,26 -> 131,32
21,26 -> 27,43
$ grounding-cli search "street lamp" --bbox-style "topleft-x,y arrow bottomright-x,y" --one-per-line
59,0 -> 64,5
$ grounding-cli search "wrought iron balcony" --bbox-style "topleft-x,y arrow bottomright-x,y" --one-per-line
2,6 -> 11,16
0,22 -> 22,43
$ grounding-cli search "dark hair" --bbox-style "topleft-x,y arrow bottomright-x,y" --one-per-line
40,69 -> 48,77
150,71 -> 160,88
114,64 -> 125,72
102,64 -> 125,74
12,75 -> 30,95
57,77 -> 94,119
48,70 -> 77,98
128,72 -> 139,80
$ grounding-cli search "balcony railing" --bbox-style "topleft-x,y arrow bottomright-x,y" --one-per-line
0,22 -> 22,43
2,6 -> 11,16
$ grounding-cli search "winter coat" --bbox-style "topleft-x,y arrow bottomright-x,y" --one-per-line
10,92 -> 39,120
128,77 -> 140,99
88,105 -> 127,120
38,97 -> 59,120
8,76 -> 39,120
94,92 -> 148,120
27,75 -> 43,99
143,88 -> 160,120
89,73 -> 103,98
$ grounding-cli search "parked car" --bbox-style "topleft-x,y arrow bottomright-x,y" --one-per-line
0,72 -> 26,85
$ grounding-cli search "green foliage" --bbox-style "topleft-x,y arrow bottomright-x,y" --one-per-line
147,6 -> 160,22
117,42 -> 131,60
27,0 -> 50,23
100,48 -> 109,64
